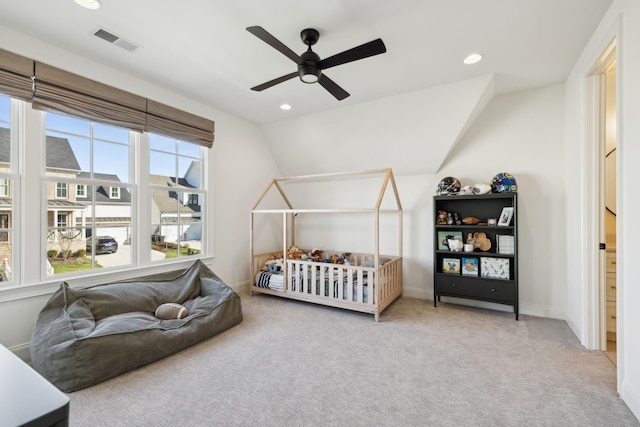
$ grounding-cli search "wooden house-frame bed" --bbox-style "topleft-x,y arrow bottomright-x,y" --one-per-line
250,168 -> 403,321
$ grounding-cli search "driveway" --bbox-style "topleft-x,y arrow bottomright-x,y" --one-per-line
94,245 -> 166,268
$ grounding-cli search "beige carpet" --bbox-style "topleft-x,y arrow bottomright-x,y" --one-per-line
68,292 -> 639,426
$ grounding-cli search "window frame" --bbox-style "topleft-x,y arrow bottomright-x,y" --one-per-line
0,92 -> 211,292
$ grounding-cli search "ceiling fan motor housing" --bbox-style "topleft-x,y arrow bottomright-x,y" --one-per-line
298,50 -> 321,83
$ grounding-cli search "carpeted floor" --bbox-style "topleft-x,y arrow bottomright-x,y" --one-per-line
68,292 -> 639,426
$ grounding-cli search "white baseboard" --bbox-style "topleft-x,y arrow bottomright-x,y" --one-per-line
230,280 -> 250,294
622,380 -> 640,423
401,286 -> 565,320
402,285 -> 431,299
8,343 -> 31,363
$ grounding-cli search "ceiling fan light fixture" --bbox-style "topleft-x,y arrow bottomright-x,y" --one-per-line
463,53 -> 483,65
280,103 -> 292,110
73,0 -> 102,10
299,65 -> 321,84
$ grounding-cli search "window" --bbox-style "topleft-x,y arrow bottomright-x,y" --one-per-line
57,213 -> 67,228
0,88 -> 210,288
0,214 -> 8,242
56,182 -> 67,199
187,193 -> 199,205
110,186 -> 120,199
0,94 -> 15,283
0,179 -> 8,197
149,133 -> 205,259
45,112 -> 134,274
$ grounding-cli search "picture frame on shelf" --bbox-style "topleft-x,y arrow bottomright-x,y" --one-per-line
442,258 -> 460,274
498,207 -> 514,226
437,231 -> 463,250
461,257 -> 479,276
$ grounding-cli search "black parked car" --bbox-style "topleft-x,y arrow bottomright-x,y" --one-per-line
87,236 -> 118,254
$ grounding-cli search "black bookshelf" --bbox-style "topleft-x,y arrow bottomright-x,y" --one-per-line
433,193 -> 518,319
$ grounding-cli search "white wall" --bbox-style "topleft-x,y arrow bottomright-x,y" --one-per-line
438,84 -> 567,317
262,74 -> 495,177
262,84 -> 567,316
565,0 -> 640,419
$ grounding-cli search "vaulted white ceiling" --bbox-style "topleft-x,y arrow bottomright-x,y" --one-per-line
0,0 -> 613,175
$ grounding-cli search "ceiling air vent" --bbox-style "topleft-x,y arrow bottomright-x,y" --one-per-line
93,27 -> 140,53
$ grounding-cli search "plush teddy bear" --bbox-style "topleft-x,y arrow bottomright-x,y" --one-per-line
287,245 -> 304,260
310,249 -> 323,262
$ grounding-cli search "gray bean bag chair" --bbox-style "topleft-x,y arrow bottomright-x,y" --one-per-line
30,260 -> 242,392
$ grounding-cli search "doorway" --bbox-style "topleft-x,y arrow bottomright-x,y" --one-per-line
603,61 -> 617,365
588,40 -> 617,364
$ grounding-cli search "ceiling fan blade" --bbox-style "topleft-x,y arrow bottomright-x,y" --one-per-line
318,74 -> 350,100
318,39 -> 386,70
246,26 -> 302,64
251,72 -> 298,92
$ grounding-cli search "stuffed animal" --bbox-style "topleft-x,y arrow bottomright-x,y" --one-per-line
287,245 -> 304,260
261,252 -> 284,272
310,249 -> 323,262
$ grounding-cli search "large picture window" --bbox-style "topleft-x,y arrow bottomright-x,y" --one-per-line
0,84 -> 211,287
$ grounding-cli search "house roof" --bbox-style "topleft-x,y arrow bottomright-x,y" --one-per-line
76,172 -> 132,204
0,127 -> 81,171
149,174 -> 200,214
47,200 -> 86,210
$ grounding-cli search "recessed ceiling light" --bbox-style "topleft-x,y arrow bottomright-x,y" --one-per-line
280,103 -> 292,111
73,0 -> 102,10
463,53 -> 483,65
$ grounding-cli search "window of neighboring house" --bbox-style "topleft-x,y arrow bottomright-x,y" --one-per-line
110,186 -> 120,199
149,133 -> 205,259
0,214 -> 9,243
57,213 -> 67,228
45,112 -> 134,275
0,93 -> 16,283
187,193 -> 199,205
0,179 -> 8,197
56,182 -> 68,199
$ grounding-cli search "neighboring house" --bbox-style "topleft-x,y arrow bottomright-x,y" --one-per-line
0,127 -> 87,259
150,165 -> 202,244
75,172 -> 132,246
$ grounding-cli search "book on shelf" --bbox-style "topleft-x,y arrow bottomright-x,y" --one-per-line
442,258 -> 460,274
481,257 -> 510,279
497,235 -> 515,254
462,257 -> 478,276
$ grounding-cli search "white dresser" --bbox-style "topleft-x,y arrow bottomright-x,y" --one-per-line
606,249 -> 617,340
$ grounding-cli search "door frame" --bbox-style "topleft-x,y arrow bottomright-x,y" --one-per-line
584,31 -> 623,390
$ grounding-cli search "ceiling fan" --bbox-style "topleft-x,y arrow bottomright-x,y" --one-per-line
246,26 -> 387,101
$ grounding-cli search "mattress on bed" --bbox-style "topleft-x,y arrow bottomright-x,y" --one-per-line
255,269 -> 370,302
255,271 -> 284,291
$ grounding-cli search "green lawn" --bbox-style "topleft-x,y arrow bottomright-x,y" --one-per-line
51,257 -> 102,274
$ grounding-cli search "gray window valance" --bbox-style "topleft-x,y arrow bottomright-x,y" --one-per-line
0,48 -> 34,102
33,62 -> 148,133
0,48 -> 214,147
146,100 -> 214,148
